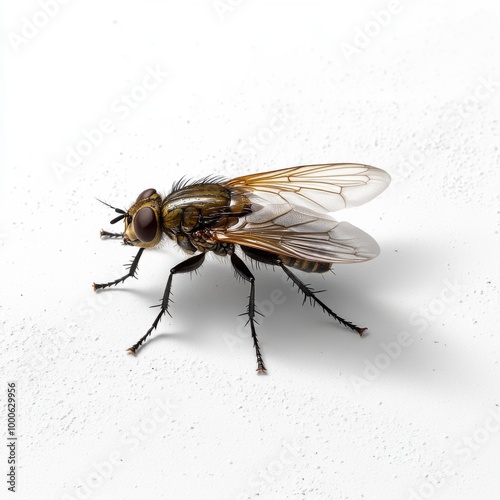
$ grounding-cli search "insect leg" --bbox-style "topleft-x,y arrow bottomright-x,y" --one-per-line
240,246 -> 367,336
100,229 -> 123,238
127,252 -> 206,355
230,253 -> 266,373
278,264 -> 367,335
93,247 -> 145,291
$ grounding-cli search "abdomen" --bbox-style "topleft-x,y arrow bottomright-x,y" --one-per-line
280,256 -> 332,273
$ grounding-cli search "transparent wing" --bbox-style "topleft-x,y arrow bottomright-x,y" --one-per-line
225,163 -> 390,213
214,202 -> 380,263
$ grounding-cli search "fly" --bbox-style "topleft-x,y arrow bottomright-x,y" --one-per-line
93,163 -> 391,373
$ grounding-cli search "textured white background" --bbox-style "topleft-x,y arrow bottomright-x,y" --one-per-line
1,1 -> 500,499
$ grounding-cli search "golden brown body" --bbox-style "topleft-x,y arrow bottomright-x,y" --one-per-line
161,183 -> 251,255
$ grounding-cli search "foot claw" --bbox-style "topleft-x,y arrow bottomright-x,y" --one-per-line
126,348 -> 136,356
257,364 -> 267,374
356,327 -> 368,336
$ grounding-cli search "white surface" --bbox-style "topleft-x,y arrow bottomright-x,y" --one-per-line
1,1 -> 500,499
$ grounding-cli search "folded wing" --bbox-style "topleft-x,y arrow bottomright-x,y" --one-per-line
225,163 -> 391,213
214,203 -> 380,263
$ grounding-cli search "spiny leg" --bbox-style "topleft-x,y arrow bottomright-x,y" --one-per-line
93,247 -> 145,291
100,229 -> 123,238
278,264 -> 366,335
240,246 -> 366,336
127,252 -> 206,355
230,253 -> 266,373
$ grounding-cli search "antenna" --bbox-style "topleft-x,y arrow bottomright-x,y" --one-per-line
96,198 -> 128,224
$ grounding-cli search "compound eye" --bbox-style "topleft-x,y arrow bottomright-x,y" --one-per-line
136,188 -> 157,202
133,207 -> 157,242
